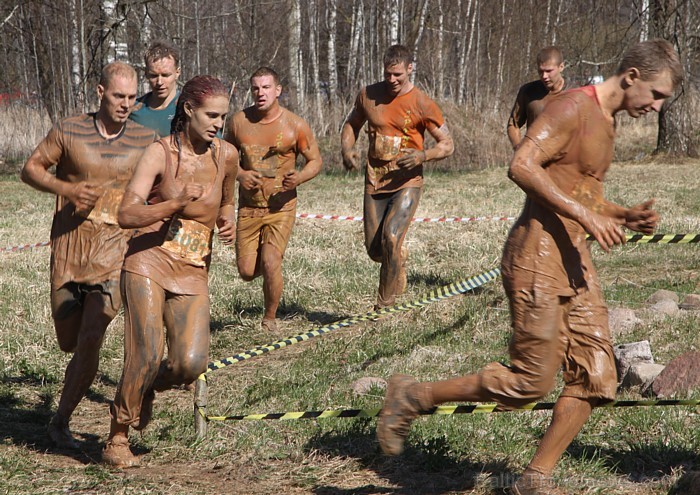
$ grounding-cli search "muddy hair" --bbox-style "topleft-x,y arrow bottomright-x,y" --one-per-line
536,46 -> 563,65
170,75 -> 228,136
250,66 -> 280,86
383,44 -> 414,69
617,38 -> 683,88
99,61 -> 136,88
144,41 -> 180,68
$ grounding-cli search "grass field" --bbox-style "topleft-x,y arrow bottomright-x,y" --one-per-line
0,158 -> 698,494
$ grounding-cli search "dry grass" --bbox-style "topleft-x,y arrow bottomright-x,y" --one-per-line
0,157 -> 698,494
0,104 -> 52,169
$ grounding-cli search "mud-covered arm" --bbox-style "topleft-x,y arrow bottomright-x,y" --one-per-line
282,121 -> 322,191
225,117 -> 262,191
21,129 -> 101,211
217,144 -> 238,245
396,122 -> 454,170
506,88 -> 527,149
508,99 -> 626,252
340,106 -> 366,171
117,142 -> 203,229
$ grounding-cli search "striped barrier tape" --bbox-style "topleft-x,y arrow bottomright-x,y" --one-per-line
4,233 -> 698,255
0,240 -> 51,253
203,267 -> 502,374
616,233 -> 700,244
295,213 -> 517,223
200,398 -> 700,422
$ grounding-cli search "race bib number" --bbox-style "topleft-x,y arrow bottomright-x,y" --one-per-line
81,187 -> 124,225
370,133 -> 402,161
162,216 -> 212,267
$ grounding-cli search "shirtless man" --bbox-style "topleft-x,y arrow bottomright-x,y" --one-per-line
341,44 -> 454,309
21,62 -> 156,449
226,67 -> 322,332
507,46 -> 567,150
377,39 -> 682,495
129,41 -> 181,137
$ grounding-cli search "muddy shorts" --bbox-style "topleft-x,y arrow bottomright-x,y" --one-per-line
479,285 -> 617,409
236,209 -> 296,260
51,279 -> 121,321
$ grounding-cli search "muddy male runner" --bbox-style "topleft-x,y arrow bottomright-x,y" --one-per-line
507,46 -> 568,150
226,66 -> 322,333
341,44 -> 454,310
21,62 -> 157,449
377,39 -> 682,495
129,41 -> 181,137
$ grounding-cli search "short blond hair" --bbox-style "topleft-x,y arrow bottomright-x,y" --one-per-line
99,61 -> 137,88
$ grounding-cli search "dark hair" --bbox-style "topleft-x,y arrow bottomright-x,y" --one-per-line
383,44 -> 413,69
250,66 -> 280,86
617,39 -> 683,88
536,46 -> 563,66
144,41 -> 180,68
99,61 -> 136,88
171,75 -> 228,135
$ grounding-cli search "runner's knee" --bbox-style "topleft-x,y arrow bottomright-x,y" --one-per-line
168,353 -> 207,384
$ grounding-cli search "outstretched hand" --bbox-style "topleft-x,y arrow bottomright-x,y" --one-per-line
581,210 -> 627,253
625,199 -> 659,234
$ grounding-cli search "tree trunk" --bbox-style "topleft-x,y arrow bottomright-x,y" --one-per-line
287,0 -> 303,110
325,0 -> 338,104
308,0 -> 322,119
70,0 -> 84,112
437,0 -> 444,97
388,0 -> 399,45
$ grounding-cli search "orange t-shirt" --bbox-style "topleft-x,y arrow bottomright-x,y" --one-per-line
35,114 -> 157,290
352,83 -> 444,194
227,107 -> 316,214
502,86 -> 615,296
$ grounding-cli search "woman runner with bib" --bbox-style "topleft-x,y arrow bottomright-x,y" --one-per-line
103,76 -> 238,467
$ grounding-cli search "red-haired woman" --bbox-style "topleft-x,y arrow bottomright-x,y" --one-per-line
103,76 -> 238,467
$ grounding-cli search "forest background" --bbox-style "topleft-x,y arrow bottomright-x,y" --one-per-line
0,0 -> 699,167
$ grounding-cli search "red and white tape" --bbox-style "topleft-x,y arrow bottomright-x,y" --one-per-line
295,213 -> 516,223
0,214 -> 515,253
0,240 -> 51,253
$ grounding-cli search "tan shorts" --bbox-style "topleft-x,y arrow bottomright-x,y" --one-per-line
480,285 -> 617,409
236,209 -> 296,260
51,279 -> 121,321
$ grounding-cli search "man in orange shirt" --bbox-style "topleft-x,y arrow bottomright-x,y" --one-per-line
226,67 -> 322,332
507,46 -> 567,150
341,44 -> 454,309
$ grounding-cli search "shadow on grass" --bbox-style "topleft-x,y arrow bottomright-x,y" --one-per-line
305,420 -> 513,495
210,302 -> 349,334
567,439 -> 700,485
0,375 -> 146,465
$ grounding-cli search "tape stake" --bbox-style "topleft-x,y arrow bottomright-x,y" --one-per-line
203,398 -> 700,422
203,267 -> 502,374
